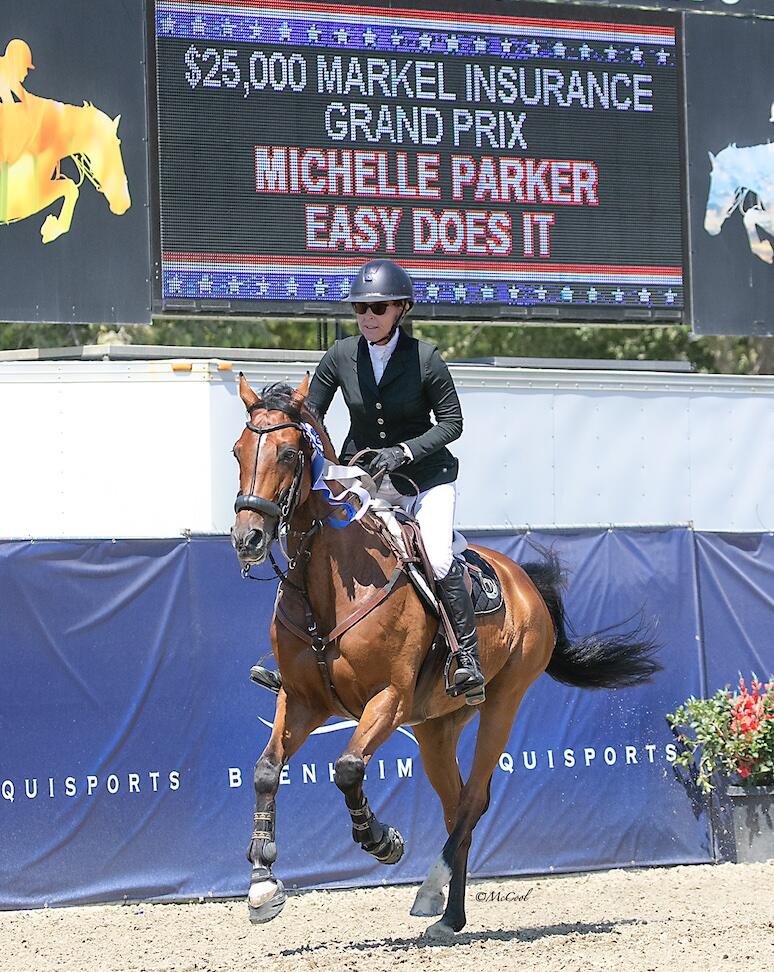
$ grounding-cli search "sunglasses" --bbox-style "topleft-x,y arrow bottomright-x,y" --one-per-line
351,301 -> 394,316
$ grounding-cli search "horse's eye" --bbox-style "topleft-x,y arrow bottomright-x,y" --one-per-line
279,447 -> 298,464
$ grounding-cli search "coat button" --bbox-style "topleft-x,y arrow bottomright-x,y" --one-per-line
379,432 -> 386,439
377,418 -> 384,425
375,402 -> 382,410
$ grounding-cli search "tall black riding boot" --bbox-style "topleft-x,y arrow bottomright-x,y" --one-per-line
437,560 -> 485,704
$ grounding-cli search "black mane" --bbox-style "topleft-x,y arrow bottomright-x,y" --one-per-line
260,382 -> 337,458
260,382 -> 302,421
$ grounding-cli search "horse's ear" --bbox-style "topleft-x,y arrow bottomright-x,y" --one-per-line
290,372 -> 310,409
708,150 -> 716,168
238,372 -> 260,411
113,114 -> 121,133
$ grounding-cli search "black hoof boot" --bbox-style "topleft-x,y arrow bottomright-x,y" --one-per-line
365,825 -> 405,865
247,866 -> 286,923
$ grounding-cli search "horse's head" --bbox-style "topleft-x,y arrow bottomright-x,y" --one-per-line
81,103 -> 131,215
704,144 -> 742,236
231,374 -> 313,567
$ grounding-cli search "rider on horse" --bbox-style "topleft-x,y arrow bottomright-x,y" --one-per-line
304,258 -> 485,700
0,40 -> 34,105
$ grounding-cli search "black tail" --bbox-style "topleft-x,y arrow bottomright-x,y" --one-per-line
521,550 -> 662,689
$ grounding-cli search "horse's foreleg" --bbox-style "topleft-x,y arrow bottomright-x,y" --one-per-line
247,688 -> 321,924
39,177 -> 80,243
742,207 -> 774,264
334,686 -> 405,865
409,709 -> 472,917
425,682 -> 529,938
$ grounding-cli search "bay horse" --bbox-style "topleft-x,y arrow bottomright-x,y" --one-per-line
231,374 -> 660,937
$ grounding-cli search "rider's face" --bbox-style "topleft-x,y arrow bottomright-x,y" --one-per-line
354,301 -> 404,344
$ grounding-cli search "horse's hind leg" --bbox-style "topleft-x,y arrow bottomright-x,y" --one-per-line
410,708 -> 473,917
423,680 -> 530,938
247,689 -> 322,924
333,686 -> 406,865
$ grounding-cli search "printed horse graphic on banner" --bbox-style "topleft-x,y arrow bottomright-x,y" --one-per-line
704,142 -> 774,264
0,37 -> 130,242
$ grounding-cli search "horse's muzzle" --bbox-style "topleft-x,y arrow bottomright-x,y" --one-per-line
109,183 -> 131,216
231,516 -> 276,566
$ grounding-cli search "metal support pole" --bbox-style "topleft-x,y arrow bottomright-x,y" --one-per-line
316,317 -> 330,350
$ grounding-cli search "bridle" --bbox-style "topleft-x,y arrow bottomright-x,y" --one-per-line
234,402 -> 307,539
724,186 -> 753,221
72,153 -> 105,194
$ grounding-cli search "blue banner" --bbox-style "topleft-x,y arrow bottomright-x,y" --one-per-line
1,529 -> 770,909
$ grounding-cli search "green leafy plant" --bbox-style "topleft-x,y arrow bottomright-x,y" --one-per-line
666,675 -> 774,792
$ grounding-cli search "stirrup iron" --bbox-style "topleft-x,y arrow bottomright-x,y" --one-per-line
443,654 -> 485,705
250,665 -> 282,695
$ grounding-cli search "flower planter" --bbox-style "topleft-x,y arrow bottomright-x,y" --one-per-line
726,785 -> 774,863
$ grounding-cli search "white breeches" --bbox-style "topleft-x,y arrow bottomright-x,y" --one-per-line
377,478 -> 456,580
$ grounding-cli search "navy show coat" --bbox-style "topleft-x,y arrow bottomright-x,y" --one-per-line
306,327 -> 463,495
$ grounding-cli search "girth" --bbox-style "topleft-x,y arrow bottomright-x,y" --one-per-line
271,503 -> 465,721
275,565 -> 405,721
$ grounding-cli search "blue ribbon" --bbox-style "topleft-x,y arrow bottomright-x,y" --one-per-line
303,424 -> 363,529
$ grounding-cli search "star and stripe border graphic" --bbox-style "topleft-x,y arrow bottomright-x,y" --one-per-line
162,254 -> 683,308
156,0 -> 676,66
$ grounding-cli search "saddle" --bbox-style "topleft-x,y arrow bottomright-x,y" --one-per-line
250,489 -> 504,703
369,503 -> 504,619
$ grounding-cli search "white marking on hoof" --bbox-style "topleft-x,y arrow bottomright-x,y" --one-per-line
424,918 -> 457,939
247,876 -> 286,924
410,889 -> 445,917
248,878 -> 279,910
418,855 -> 451,896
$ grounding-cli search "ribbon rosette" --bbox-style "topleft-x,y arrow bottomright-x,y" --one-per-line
302,423 -> 373,528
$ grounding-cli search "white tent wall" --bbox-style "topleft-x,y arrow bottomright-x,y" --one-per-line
1,355 -> 772,538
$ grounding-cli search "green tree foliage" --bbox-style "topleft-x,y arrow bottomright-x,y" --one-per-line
0,317 -> 771,374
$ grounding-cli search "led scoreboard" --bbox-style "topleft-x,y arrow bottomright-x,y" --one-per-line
154,1 -> 685,318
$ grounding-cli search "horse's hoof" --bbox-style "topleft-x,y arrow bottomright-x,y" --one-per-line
247,875 -> 286,924
410,889 -> 445,917
424,918 -> 457,939
373,826 -> 404,865
41,215 -> 62,244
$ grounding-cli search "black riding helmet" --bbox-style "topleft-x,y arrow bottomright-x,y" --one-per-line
348,259 -> 415,309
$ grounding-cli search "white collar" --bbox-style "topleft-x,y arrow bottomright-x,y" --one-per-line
368,327 -> 400,358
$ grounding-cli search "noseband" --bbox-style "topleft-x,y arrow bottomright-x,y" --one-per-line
234,404 -> 306,529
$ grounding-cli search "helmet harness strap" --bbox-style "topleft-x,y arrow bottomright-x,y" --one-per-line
369,301 -> 409,346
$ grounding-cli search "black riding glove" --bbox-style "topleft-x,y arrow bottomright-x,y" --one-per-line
368,446 -> 406,476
